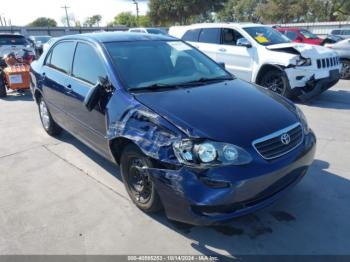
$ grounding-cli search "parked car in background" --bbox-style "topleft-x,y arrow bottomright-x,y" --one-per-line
0,33 -> 34,57
276,27 -> 323,45
29,35 -> 51,57
321,34 -> 344,46
325,38 -> 350,79
330,29 -> 350,39
128,28 -> 168,35
30,32 -> 316,225
169,23 -> 341,101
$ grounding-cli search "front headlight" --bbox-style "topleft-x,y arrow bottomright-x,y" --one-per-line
296,106 -> 310,134
173,140 -> 252,167
295,57 -> 311,67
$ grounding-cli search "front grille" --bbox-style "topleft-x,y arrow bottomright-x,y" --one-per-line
253,123 -> 303,160
317,56 -> 340,69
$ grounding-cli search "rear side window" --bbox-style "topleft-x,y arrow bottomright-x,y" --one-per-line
72,42 -> 107,85
286,31 -> 298,40
182,29 -> 201,42
47,41 -> 76,74
331,30 -> 340,35
198,28 -> 221,44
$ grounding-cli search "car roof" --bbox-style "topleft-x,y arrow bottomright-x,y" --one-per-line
59,32 -> 175,43
0,33 -> 25,37
183,23 -> 267,29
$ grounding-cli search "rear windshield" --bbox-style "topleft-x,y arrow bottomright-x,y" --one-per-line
0,35 -> 27,45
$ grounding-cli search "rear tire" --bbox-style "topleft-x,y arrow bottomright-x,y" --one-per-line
120,144 -> 162,213
38,96 -> 62,136
0,73 -> 7,98
259,69 -> 293,99
340,59 -> 350,79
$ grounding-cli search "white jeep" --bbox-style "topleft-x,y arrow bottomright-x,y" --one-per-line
169,23 -> 341,100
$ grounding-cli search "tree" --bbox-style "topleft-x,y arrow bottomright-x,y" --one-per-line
149,0 -> 226,26
84,15 -> 102,27
27,17 -> 57,27
138,15 -> 151,27
218,0 -> 262,23
111,12 -> 137,27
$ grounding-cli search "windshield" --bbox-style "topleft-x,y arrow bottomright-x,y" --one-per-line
244,26 -> 291,46
105,40 -> 231,91
0,35 -> 27,45
300,30 -> 318,39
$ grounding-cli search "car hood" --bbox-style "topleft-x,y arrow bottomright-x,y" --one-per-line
267,43 -> 335,57
134,79 -> 299,148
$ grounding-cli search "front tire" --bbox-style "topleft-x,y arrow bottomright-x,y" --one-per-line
0,73 -> 7,98
259,69 -> 293,98
38,96 -> 62,136
120,144 -> 162,213
340,59 -> 350,79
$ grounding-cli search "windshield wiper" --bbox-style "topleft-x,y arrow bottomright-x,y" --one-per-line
128,83 -> 178,93
177,76 -> 234,87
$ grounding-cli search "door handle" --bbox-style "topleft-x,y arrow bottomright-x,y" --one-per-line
219,48 -> 227,52
65,84 -> 73,93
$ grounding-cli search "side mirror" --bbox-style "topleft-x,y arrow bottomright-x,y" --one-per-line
218,62 -> 226,69
237,38 -> 252,48
84,79 -> 105,111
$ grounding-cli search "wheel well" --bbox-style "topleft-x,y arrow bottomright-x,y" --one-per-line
110,137 -> 134,165
256,64 -> 284,84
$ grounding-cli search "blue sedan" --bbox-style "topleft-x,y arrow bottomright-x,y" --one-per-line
30,32 -> 316,225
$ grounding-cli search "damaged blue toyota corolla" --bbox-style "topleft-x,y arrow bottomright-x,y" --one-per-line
30,33 -> 316,225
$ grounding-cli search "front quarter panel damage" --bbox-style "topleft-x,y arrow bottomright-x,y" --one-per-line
106,91 -> 184,165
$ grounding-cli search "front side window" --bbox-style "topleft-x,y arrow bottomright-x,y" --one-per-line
244,26 -> 291,46
222,28 -> 244,46
47,41 -> 76,74
105,40 -> 231,91
72,43 -> 107,85
198,28 -> 221,44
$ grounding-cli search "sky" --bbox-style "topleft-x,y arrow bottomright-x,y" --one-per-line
0,0 -> 149,26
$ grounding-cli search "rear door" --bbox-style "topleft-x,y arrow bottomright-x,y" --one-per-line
216,28 -> 255,81
42,41 -> 76,126
196,28 -> 221,61
64,41 -> 110,155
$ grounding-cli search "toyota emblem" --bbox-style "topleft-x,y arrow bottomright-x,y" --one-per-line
281,133 -> 291,145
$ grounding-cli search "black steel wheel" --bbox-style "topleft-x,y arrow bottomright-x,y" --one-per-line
120,144 -> 162,213
340,59 -> 350,79
260,69 -> 293,98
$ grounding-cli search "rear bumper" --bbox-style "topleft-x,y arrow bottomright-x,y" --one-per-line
149,132 -> 316,225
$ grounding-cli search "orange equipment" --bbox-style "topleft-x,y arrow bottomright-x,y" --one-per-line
3,64 -> 31,90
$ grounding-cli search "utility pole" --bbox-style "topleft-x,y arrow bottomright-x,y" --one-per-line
61,5 -> 71,27
133,0 -> 139,26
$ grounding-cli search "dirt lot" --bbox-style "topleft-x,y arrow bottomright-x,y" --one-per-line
0,81 -> 349,256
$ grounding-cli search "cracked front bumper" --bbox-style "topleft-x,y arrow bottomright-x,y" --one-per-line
285,67 -> 341,100
148,132 -> 316,226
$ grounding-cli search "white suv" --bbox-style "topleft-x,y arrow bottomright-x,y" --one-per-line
169,23 -> 341,100
0,34 -> 34,57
